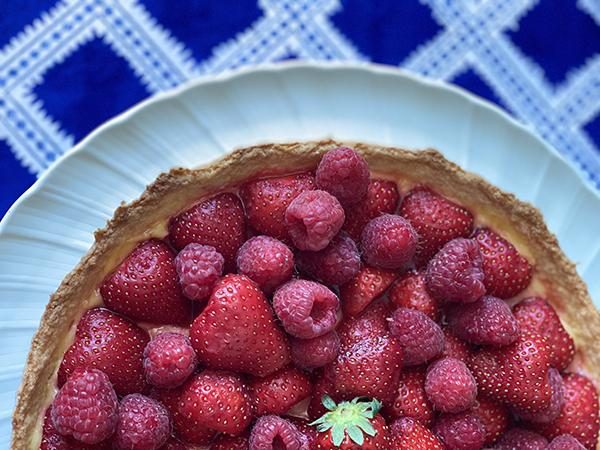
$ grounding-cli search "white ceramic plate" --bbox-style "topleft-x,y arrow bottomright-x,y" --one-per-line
1,62 -> 600,447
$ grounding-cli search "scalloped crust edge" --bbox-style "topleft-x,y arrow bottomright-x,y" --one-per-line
12,140 -> 600,449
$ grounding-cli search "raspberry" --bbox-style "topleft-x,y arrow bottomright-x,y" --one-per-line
296,232 -> 360,286
174,243 -> 224,301
361,214 -> 418,269
433,412 -> 485,450
425,357 -> 477,413
290,331 -> 340,369
143,332 -> 197,388
495,428 -> 548,450
425,238 -> 485,303
315,146 -> 370,206
236,235 -> 294,293
547,435 -> 586,450
515,368 -> 564,424
249,415 -> 305,450
446,295 -> 519,347
389,270 -> 440,321
51,368 -> 118,445
388,308 -> 444,366
273,280 -> 340,338
115,394 -> 170,450
285,190 -> 345,251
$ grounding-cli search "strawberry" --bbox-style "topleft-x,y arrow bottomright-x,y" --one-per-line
384,366 -> 433,426
469,331 -> 553,414
168,192 -> 246,271
248,366 -> 312,416
325,301 -> 402,403
471,395 -> 510,446
343,179 -> 400,241
473,227 -> 533,299
190,274 -> 291,377
58,308 -> 149,396
308,369 -> 344,420
388,270 -> 440,321
289,417 -> 318,447
178,370 -> 253,437
399,186 -> 474,267
389,417 -> 444,450
440,327 -> 472,363
513,296 -> 575,371
211,434 -> 249,450
150,386 -> 216,445
339,266 -> 397,317
311,397 -> 391,449
100,239 -> 192,325
537,373 -> 600,449
239,172 -> 315,243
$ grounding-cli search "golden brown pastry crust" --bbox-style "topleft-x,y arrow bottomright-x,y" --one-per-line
12,140 -> 600,449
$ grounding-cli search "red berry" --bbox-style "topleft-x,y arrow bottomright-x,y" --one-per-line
537,373 -> 600,449
297,231 -> 361,286
190,274 -> 291,377
41,408 -> 70,450
159,437 -> 190,450
495,428 -> 548,450
240,172 -> 315,243
285,189 -> 345,251
58,308 -> 149,396
343,178 -> 400,241
249,415 -> 305,449
389,417 -> 444,450
289,418 -> 317,448
326,302 -> 403,403
469,331 -> 553,414
388,308 -> 444,366
547,435 -> 586,450
516,367 -> 564,424
513,296 -> 575,371
168,192 -> 246,271
290,331 -> 340,369
179,370 -> 253,436
389,270 -> 440,321
432,412 -> 485,450
425,357 -> 477,414
473,227 -> 533,299
440,327 -> 472,363
447,295 -> 519,346
316,146 -> 370,206
143,332 -> 197,388
425,238 -> 485,304
236,235 -> 294,293
249,366 -> 312,416
211,434 -> 249,450
308,369 -> 343,421
115,394 -> 170,450
384,366 -> 433,426
471,395 -> 509,446
340,265 -> 397,317
100,239 -> 192,324
174,243 -> 224,301
361,214 -> 418,270
273,279 -> 340,339
399,187 -> 474,267
51,369 -> 118,445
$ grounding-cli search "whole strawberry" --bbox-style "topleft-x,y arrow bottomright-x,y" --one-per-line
388,270 -> 440,321
389,417 -> 444,450
178,370 -> 253,436
100,239 -> 191,324
471,395 -> 509,446
311,397 -> 390,449
58,308 -> 149,396
384,366 -> 433,426
399,186 -> 474,267
473,227 -> 533,299
190,274 -> 291,376
340,265 -> 397,317
249,366 -> 312,416
211,434 -> 249,449
469,331 -> 552,415
512,296 -> 575,371
537,373 -> 599,449
240,172 -> 315,243
325,301 -> 403,403
168,192 -> 246,270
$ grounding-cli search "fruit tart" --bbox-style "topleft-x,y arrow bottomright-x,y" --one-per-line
12,140 -> 600,449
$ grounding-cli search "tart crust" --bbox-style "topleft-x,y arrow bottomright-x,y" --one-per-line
12,140 -> 600,449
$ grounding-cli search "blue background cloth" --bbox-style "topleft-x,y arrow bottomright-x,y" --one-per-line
1,0 -> 599,217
